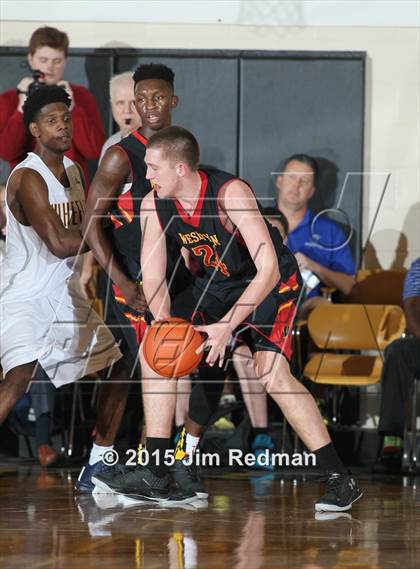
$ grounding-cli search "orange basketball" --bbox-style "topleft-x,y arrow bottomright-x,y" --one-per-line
142,317 -> 204,378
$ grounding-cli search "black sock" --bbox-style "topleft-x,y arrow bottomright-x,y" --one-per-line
146,437 -> 170,478
314,442 -> 348,474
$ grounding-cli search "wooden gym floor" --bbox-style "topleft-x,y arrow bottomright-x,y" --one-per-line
0,464 -> 419,569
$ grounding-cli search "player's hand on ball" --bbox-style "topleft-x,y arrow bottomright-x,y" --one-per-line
150,313 -> 171,325
195,322 -> 233,367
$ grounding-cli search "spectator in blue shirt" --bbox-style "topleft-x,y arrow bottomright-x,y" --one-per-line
373,258 -> 420,473
275,154 -> 356,318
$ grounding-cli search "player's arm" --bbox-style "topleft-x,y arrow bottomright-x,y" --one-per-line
81,146 -> 146,312
221,181 -> 280,326
15,168 -> 87,258
140,192 -> 171,320
196,180 -> 280,365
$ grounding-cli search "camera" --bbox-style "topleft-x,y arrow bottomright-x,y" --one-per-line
27,69 -> 45,96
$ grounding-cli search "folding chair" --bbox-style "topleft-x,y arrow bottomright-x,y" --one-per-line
303,304 -> 405,426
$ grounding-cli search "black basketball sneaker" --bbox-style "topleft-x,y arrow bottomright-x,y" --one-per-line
172,459 -> 208,499
315,473 -> 363,512
92,465 -> 197,504
172,427 -> 208,499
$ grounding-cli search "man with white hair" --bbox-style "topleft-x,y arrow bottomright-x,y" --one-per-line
99,72 -> 141,160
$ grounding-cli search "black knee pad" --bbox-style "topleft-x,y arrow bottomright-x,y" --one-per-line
188,366 -> 225,426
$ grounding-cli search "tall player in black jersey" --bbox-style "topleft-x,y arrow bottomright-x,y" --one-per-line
136,127 -> 362,512
82,64 -> 179,347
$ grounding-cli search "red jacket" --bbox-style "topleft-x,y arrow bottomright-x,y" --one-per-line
0,84 -> 105,186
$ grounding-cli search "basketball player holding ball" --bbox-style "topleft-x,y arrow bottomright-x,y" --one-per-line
96,126 -> 363,512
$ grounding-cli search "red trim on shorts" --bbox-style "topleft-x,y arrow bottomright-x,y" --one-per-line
124,313 -> 147,344
110,214 -> 123,228
242,306 -> 295,362
112,283 -> 127,305
242,271 -> 299,361
173,170 -> 208,228
112,283 -> 147,344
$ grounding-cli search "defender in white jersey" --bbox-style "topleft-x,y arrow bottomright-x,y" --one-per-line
0,86 -> 130,493
0,150 -> 121,384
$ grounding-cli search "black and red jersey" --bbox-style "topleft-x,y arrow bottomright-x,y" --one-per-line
154,167 -> 296,295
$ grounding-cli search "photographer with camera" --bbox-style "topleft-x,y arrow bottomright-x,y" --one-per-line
0,26 -> 105,186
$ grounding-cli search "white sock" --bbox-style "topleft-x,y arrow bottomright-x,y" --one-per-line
185,433 -> 200,457
89,443 -> 114,465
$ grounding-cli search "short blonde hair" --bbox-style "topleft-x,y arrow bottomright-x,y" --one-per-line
109,72 -> 135,101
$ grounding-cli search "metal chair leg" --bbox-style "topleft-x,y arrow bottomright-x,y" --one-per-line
66,383 -> 79,457
403,377 -> 419,472
410,378 -> 419,469
331,388 -> 338,424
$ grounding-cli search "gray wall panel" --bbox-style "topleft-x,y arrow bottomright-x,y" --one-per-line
239,57 -> 364,263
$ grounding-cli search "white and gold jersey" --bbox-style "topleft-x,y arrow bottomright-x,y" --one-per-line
1,152 -> 85,303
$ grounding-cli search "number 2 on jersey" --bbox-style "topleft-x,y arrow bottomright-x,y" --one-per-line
191,244 -> 230,277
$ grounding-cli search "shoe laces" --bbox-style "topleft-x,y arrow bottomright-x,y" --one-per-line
326,473 -> 344,490
103,463 -> 135,475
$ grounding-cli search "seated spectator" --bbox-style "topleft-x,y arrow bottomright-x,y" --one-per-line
275,154 -> 356,319
373,258 -> 420,473
0,26 -> 104,185
99,72 -> 141,160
